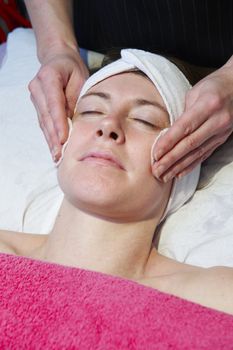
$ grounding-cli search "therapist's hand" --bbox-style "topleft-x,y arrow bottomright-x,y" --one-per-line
29,47 -> 89,161
152,60 -> 233,182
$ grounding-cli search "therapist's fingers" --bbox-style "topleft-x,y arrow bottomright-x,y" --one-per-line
36,66 -> 69,144
152,113 -> 229,179
154,131 -> 229,182
29,81 -> 62,161
65,62 -> 89,118
153,93 -> 221,161
176,147 -> 217,179
174,148 -> 213,180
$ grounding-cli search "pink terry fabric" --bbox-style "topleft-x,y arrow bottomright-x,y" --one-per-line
0,253 -> 233,349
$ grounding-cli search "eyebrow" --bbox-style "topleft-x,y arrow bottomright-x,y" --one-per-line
81,91 -> 168,114
81,91 -> 111,100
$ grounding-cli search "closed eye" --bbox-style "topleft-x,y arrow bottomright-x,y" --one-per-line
80,111 -> 103,116
133,118 -> 156,128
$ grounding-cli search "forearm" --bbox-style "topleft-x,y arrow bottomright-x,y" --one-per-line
24,0 -> 78,62
225,54 -> 233,69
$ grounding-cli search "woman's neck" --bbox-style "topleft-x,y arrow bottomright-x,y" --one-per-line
35,198 -> 161,280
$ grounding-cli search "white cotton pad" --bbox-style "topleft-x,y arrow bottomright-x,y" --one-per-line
56,118 -> 73,167
150,129 -> 169,166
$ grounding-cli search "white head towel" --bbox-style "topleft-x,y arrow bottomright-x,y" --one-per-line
66,49 -> 200,219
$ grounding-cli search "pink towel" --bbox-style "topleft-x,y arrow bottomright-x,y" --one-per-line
0,253 -> 232,349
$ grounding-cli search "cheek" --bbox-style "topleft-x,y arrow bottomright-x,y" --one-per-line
57,123 -> 89,194
72,121 -> 92,142
127,130 -> 155,174
126,131 -> 170,216
64,121 -> 93,157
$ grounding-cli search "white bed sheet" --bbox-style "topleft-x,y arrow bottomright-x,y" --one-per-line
0,43 -> 6,67
0,28 -> 233,267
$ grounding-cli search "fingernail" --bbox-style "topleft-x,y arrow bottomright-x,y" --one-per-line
177,172 -> 185,179
154,149 -> 163,161
58,131 -> 64,143
52,145 -> 59,154
154,165 -> 165,178
163,173 -> 173,183
52,146 -> 59,161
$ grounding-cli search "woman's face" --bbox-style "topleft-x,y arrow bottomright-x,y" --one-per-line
58,72 -> 172,222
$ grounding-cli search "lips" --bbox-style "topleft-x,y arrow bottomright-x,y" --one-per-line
79,151 -> 125,170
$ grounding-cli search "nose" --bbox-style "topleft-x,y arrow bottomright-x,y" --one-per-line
95,116 -> 125,143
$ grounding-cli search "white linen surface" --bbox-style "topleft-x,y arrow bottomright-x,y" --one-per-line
0,29 -> 63,234
0,28 -> 233,267
0,43 -> 6,68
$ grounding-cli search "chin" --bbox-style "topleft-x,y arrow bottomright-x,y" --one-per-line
68,186 -> 122,212
58,162 -> 126,204
58,162 -> 168,223
65,187 -> 160,223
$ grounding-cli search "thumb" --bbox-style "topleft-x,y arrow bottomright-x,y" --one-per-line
65,70 -> 88,117
184,83 -> 202,112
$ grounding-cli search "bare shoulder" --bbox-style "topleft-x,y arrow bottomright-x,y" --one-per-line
0,229 -> 46,256
205,266 -> 233,281
186,266 -> 233,315
198,266 -> 233,293
142,262 -> 233,316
